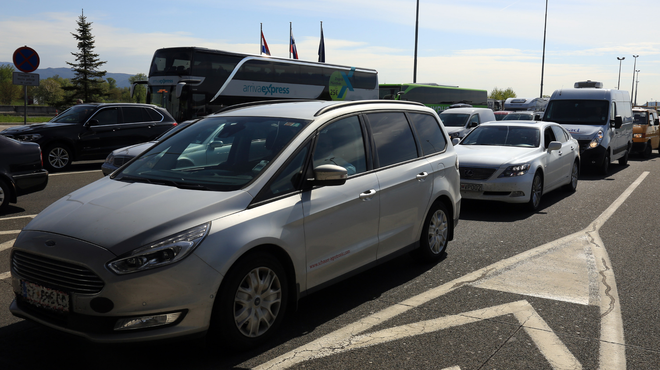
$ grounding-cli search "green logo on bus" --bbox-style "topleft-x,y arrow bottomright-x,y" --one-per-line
329,68 -> 355,101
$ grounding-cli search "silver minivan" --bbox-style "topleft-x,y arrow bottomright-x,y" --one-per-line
9,100 -> 461,348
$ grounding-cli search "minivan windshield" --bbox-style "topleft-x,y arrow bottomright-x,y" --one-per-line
115,116 -> 310,191
439,113 -> 470,127
543,100 -> 609,125
49,105 -> 97,124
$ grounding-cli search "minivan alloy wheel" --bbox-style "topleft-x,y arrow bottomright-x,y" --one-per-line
233,266 -> 283,338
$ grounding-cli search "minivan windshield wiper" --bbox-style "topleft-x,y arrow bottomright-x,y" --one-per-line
115,174 -> 214,190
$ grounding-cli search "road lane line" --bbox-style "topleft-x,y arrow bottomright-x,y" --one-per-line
0,239 -> 15,252
0,230 -> 22,235
255,172 -> 647,370
49,170 -> 102,176
0,272 -> 9,280
0,214 -> 37,221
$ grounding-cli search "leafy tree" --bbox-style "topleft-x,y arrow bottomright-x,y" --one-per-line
65,10 -> 107,103
33,78 -> 64,106
106,77 -> 117,90
490,87 -> 517,101
129,73 -> 148,103
0,64 -> 21,105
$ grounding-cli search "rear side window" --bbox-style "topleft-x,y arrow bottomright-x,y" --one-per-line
122,107 -> 151,123
366,112 -> 418,167
408,113 -> 447,155
146,108 -> 164,122
92,108 -> 118,125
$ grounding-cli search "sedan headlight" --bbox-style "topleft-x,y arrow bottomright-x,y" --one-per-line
589,130 -> 604,149
17,133 -> 42,142
108,223 -> 210,275
104,153 -> 114,165
499,163 -> 531,177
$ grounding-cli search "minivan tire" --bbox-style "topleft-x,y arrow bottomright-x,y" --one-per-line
414,202 -> 450,261
44,144 -> 72,172
210,252 -> 289,350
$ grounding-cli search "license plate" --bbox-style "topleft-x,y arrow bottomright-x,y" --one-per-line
461,183 -> 483,192
20,280 -> 70,313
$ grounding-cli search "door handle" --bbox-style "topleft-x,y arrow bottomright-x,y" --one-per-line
359,189 -> 377,201
416,172 -> 429,181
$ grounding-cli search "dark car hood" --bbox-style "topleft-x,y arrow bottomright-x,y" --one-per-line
23,176 -> 253,256
2,122 -> 76,134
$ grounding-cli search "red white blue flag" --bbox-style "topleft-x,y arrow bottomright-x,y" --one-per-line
290,33 -> 299,59
261,31 -> 271,56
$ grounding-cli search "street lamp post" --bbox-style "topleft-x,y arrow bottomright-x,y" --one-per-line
540,0 -> 548,98
631,55 -> 638,96
413,0 -> 419,83
635,70 -> 640,106
617,57 -> 625,90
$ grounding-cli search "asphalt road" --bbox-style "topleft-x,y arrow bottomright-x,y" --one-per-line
0,156 -> 659,370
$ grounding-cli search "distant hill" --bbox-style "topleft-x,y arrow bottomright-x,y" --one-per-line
0,62 -> 138,88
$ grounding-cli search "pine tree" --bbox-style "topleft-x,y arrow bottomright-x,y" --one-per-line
65,10 -> 107,103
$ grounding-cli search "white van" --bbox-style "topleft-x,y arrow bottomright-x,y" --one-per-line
542,81 -> 633,175
439,107 -> 496,140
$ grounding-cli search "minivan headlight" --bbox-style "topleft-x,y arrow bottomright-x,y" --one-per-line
589,130 -> 604,149
108,223 -> 210,275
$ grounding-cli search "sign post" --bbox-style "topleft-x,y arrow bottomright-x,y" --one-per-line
12,46 -> 40,125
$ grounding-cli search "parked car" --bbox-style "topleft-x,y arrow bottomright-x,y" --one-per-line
101,119 -> 197,176
453,120 -> 579,211
631,107 -> 660,158
501,112 -> 537,121
10,100 -> 461,348
439,107 -> 497,140
0,103 -> 177,172
0,135 -> 48,212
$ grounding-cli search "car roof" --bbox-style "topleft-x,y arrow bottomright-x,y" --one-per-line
440,107 -> 492,114
479,120 -> 555,127
207,100 -> 429,120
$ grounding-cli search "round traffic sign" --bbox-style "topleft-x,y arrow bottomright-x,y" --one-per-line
13,46 -> 40,73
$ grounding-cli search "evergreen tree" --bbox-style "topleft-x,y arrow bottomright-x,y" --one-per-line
65,10 -> 107,103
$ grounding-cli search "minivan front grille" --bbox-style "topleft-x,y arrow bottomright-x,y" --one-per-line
12,250 -> 105,294
459,167 -> 497,180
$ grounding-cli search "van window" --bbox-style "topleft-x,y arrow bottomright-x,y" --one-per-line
408,113 -> 447,155
367,112 -> 418,167
543,100 -> 609,125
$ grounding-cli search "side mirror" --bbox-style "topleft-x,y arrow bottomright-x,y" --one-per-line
611,115 -> 623,129
468,121 -> 479,128
452,138 -> 460,146
547,141 -> 562,151
313,164 -> 347,186
534,114 -> 542,121
655,118 -> 659,126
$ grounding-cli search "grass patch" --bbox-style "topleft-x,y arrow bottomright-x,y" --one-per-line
0,115 -> 54,123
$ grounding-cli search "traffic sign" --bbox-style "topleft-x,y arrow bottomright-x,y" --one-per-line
13,72 -> 39,86
13,46 -> 40,73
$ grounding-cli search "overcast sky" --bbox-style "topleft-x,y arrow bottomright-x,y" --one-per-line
2,0 -> 658,103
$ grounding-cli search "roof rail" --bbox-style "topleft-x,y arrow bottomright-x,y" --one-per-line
314,99 -> 425,116
211,99 -> 323,115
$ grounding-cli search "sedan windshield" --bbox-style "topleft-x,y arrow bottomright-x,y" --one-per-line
461,126 -> 540,148
439,113 -> 469,127
116,116 -> 311,191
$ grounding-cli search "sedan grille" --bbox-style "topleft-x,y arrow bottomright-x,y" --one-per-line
459,167 -> 497,180
12,250 -> 105,294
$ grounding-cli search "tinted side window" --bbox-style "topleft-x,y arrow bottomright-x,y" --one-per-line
256,144 -> 309,202
146,108 -> 164,122
367,112 -> 418,167
544,127 -> 557,148
551,126 -> 568,142
91,108 -> 118,125
122,107 -> 150,123
313,116 -> 366,176
408,113 -> 447,155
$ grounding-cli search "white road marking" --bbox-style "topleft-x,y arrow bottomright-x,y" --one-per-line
0,214 -> 37,221
0,271 -> 10,280
49,169 -> 102,176
0,230 -> 22,235
254,172 -> 648,370
0,239 -> 15,252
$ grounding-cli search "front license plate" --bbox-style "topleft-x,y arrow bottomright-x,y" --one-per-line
461,183 -> 483,192
20,280 -> 70,313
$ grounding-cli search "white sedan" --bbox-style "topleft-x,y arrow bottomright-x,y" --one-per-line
454,121 -> 580,211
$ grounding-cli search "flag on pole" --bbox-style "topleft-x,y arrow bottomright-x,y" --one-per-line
290,23 -> 299,59
318,22 -> 325,63
261,31 -> 271,56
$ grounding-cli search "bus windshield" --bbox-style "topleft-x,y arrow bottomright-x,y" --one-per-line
543,100 -> 610,125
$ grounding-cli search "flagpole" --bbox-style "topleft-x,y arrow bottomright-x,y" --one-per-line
289,22 -> 292,59
260,23 -> 263,55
